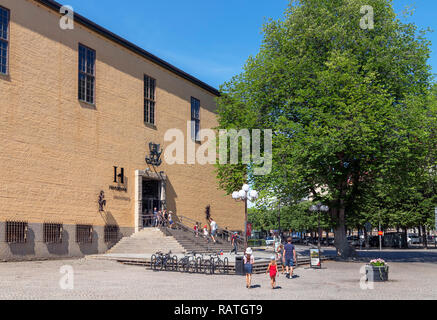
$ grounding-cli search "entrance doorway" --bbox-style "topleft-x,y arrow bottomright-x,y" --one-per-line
142,179 -> 162,228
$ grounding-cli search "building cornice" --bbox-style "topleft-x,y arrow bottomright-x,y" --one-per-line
34,0 -> 221,97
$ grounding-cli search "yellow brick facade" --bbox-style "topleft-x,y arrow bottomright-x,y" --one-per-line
0,0 -> 244,259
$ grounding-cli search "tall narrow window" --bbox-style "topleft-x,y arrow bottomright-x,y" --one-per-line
0,6 -> 10,75
191,97 -> 200,141
78,44 -> 96,104
144,75 -> 156,124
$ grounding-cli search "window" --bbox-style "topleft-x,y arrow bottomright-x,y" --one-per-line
43,223 -> 63,244
0,6 -> 10,75
5,221 -> 28,243
144,75 -> 156,124
191,97 -> 200,141
76,224 -> 93,244
78,44 -> 96,104
104,225 -> 119,243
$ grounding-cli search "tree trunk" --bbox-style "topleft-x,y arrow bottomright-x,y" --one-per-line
422,225 -> 428,249
333,207 -> 356,258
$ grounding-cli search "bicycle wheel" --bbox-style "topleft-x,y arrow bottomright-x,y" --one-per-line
172,256 -> 178,271
150,255 -> 157,271
203,260 -> 212,274
189,259 -> 197,273
223,257 -> 229,274
217,260 -> 225,274
157,257 -> 164,271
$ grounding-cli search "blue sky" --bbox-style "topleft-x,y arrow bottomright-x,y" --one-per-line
65,0 -> 436,89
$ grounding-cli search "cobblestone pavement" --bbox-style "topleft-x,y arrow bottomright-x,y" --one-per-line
0,258 -> 436,300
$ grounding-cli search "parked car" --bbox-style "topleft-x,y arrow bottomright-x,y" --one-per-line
427,235 -> 436,243
407,234 -> 421,245
265,236 -> 275,246
347,236 -> 360,246
368,235 -> 381,248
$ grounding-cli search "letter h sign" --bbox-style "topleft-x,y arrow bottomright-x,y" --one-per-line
113,167 -> 124,184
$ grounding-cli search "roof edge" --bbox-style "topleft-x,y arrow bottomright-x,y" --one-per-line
34,0 -> 221,97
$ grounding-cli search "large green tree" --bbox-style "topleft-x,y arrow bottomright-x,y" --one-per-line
216,0 -> 435,257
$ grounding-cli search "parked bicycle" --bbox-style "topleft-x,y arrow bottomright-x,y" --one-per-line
151,251 -> 177,271
208,252 -> 229,274
178,251 -> 198,273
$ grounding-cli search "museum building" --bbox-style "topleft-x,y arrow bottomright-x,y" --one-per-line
0,0 -> 243,260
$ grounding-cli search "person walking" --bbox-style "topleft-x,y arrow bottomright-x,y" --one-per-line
266,256 -> 278,289
230,232 -> 238,254
163,209 -> 169,227
283,237 -> 297,279
168,211 -> 174,229
194,223 -> 199,237
157,210 -> 162,227
203,225 -> 209,243
210,218 -> 218,243
244,248 -> 255,288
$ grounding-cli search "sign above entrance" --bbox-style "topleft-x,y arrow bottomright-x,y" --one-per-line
145,142 -> 162,167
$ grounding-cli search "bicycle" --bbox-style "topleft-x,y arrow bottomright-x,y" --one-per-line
151,251 -> 175,271
209,252 -> 229,274
178,251 -> 197,273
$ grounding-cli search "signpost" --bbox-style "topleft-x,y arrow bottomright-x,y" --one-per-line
310,248 -> 321,269
378,230 -> 383,251
435,207 -> 437,248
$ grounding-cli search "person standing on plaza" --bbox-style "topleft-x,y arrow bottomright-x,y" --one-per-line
210,218 -> 218,243
244,248 -> 255,288
266,256 -> 278,289
230,232 -> 238,254
283,237 -> 297,279
168,211 -> 174,229
153,207 -> 158,227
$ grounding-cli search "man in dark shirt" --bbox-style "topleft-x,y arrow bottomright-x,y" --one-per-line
283,237 -> 297,279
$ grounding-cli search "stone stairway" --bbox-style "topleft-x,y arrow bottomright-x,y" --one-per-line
163,227 -> 234,254
107,228 -> 185,254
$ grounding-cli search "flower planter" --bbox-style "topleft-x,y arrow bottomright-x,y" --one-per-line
366,265 -> 389,282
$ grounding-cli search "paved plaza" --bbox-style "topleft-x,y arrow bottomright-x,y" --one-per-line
1,249 -> 437,300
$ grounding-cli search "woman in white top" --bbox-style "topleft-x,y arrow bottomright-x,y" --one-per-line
244,248 -> 255,288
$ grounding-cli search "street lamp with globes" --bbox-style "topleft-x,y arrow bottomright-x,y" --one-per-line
309,203 -> 329,265
232,184 -> 259,249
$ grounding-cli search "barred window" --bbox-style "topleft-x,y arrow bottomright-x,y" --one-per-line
0,6 -> 10,75
76,224 -> 93,244
43,223 -> 63,244
104,225 -> 119,243
78,44 -> 96,104
5,221 -> 28,243
191,97 -> 200,141
144,75 -> 156,124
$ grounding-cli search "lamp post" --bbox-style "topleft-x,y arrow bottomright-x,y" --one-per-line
232,184 -> 259,250
309,203 -> 329,263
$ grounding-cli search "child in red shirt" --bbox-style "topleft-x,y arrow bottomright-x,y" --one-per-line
266,256 -> 278,289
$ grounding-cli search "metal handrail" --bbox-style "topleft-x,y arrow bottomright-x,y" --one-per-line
178,215 -> 244,247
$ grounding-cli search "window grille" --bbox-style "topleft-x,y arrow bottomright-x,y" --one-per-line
5,221 -> 28,243
0,6 -> 10,74
78,44 -> 96,104
191,97 -> 200,141
104,225 -> 119,243
43,223 -> 63,243
144,75 -> 156,124
76,224 -> 93,244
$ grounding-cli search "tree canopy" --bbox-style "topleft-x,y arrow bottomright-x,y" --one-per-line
216,0 -> 436,257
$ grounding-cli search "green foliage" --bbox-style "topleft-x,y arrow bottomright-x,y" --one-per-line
216,0 -> 436,255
